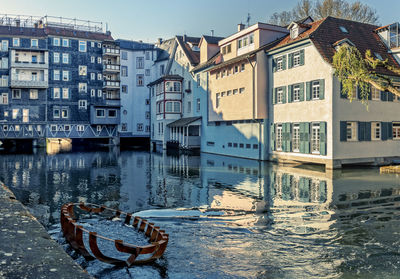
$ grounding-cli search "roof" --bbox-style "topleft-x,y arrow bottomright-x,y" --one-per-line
147,74 -> 183,87
176,35 -> 200,65
191,51 -> 221,73
270,16 -> 400,76
45,26 -> 113,40
116,39 -> 154,50
202,35 -> 224,45
167,117 -> 202,127
0,25 -> 47,37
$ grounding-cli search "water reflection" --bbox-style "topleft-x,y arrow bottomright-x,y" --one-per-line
0,149 -> 399,278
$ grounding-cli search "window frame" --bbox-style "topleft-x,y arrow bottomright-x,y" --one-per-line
371,122 -> 381,141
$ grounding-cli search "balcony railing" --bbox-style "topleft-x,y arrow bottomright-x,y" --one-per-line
104,99 -> 120,106
10,79 -> 48,88
103,64 -> 120,71
103,48 -> 120,55
103,81 -> 120,88
11,61 -> 48,69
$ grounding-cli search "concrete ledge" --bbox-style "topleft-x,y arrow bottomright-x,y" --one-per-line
0,182 -> 92,279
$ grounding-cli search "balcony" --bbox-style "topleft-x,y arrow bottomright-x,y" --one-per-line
103,48 -> 120,56
103,64 -> 120,72
103,80 -> 120,88
10,61 -> 49,69
10,79 -> 48,88
104,99 -> 120,106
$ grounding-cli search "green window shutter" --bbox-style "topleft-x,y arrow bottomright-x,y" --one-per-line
299,49 -> 305,66
299,83 -> 305,101
367,85 -> 372,100
319,79 -> 325,100
273,58 -> 277,73
286,123 -> 292,152
299,177 -> 310,202
304,122 -> 310,154
340,121 -> 347,141
282,86 -> 287,104
306,81 -> 311,101
288,53 -> 293,69
281,174 -> 291,200
356,86 -> 361,99
299,122 -> 305,153
319,121 -> 327,155
288,85 -> 293,103
273,88 -> 276,104
387,122 -> 393,139
319,181 -> 327,203
282,55 -> 287,70
282,123 -> 287,151
382,122 -> 388,141
388,92 -> 394,102
270,123 -> 276,150
358,122 -> 365,141
365,122 -> 371,141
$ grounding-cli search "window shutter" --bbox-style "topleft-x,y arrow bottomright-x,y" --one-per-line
270,123 -> 276,151
387,122 -> 393,139
319,79 -> 325,100
299,49 -> 305,66
304,122 -> 310,154
380,91 -> 388,101
382,122 -> 388,141
288,53 -> 293,69
282,55 -> 287,70
358,122 -> 365,141
288,85 -> 293,103
306,81 -> 311,101
273,58 -> 277,73
319,181 -> 327,202
282,123 -> 287,152
365,122 -> 371,141
299,177 -> 310,202
319,121 -> 327,155
340,121 -> 347,141
388,92 -> 394,102
286,123 -> 292,152
299,122 -> 305,153
273,88 -> 277,104
282,86 -> 287,104
299,83 -> 305,101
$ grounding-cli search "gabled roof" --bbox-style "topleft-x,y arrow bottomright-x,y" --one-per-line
270,16 -> 400,76
176,35 -> 201,66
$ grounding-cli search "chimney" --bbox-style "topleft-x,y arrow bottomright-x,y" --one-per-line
238,23 -> 245,32
183,34 -> 187,42
15,19 -> 20,27
157,38 -> 163,45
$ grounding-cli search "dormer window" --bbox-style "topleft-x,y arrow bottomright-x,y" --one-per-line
290,27 -> 299,39
339,26 -> 348,34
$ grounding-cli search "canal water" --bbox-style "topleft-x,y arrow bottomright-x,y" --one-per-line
0,146 -> 400,278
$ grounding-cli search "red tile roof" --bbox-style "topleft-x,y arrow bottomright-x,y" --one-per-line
176,36 -> 200,65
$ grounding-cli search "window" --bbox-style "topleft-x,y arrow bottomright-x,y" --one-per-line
121,51 -> 128,60
31,39 -> 38,47
97,73 -> 102,80
216,93 -> 220,108
79,65 -> 87,76
97,42 -> 101,48
312,81 -> 320,99
53,38 -> 60,46
91,56 -> 95,63
91,42 -> 95,48
79,83 -> 87,93
276,57 -> 283,71
339,26 -> 348,33
227,90 -> 232,96
146,51 -> 150,60
62,88 -> 69,99
290,27 -> 299,39
187,101 -> 191,113
0,93 -> 8,104
390,122 -> 400,140
77,125 -> 85,132
160,65 -> 165,75
91,89 -> 95,97
50,125 -> 57,132
145,111 -> 150,119
311,123 -> 320,154
145,99 -> 150,105
277,88 -> 283,103
13,38 -> 20,47
53,88 -> 60,99
121,123 -> 127,131
196,98 -> 200,112
1,40 -> 8,51
54,52 -> 60,63
292,124 -> 300,152
372,122 -> 381,140
62,39 -> 69,47
62,53 -> 69,64
30,90 -> 38,99
145,69 -> 150,76
237,34 -> 254,49
371,86 -> 380,100
64,125 -> 71,132
137,123 -> 144,131
347,121 -> 357,141
239,87 -> 245,94
54,70 -> 60,81
97,57 -> 102,64
31,72 -> 37,81
233,89 -> 238,95
12,109 -> 19,119
108,109 -> 117,117
97,125 -> 102,132
121,66 -> 128,77
53,108 -> 60,118
293,51 -> 300,67
32,55 -> 38,62
293,84 -> 300,101
97,89 -> 102,97
137,74 -> 144,86
79,40 -> 87,52
96,109 -> 105,117
12,89 -> 21,99
276,124 -> 283,150
136,57 -> 144,69
78,100 -> 87,109
146,125 -> 150,132
62,71 -> 69,81
91,73 -> 95,80
221,91 -> 225,97
122,85 -> 127,93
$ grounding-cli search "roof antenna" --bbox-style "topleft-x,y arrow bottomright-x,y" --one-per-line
211,29 -> 214,36
246,13 -> 251,27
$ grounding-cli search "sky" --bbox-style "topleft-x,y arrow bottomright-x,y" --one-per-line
1,0 -> 399,43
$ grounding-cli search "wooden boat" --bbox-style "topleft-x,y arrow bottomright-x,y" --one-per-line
60,202 -> 169,266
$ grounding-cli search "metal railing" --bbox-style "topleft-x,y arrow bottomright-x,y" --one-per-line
10,79 -> 48,88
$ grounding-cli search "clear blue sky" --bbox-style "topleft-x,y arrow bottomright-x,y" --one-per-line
2,0 -> 399,43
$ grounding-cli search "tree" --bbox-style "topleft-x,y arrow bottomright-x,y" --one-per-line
267,0 -> 379,26
333,44 -> 400,105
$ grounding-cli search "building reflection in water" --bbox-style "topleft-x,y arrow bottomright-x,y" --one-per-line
0,149 -> 400,277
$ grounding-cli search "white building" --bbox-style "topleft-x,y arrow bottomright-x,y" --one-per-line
117,40 -> 156,145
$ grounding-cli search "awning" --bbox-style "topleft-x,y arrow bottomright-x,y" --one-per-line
167,117 -> 202,127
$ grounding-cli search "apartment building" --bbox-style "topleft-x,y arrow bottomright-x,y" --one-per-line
268,17 -> 400,168
0,15 -> 120,144
117,40 -> 156,144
